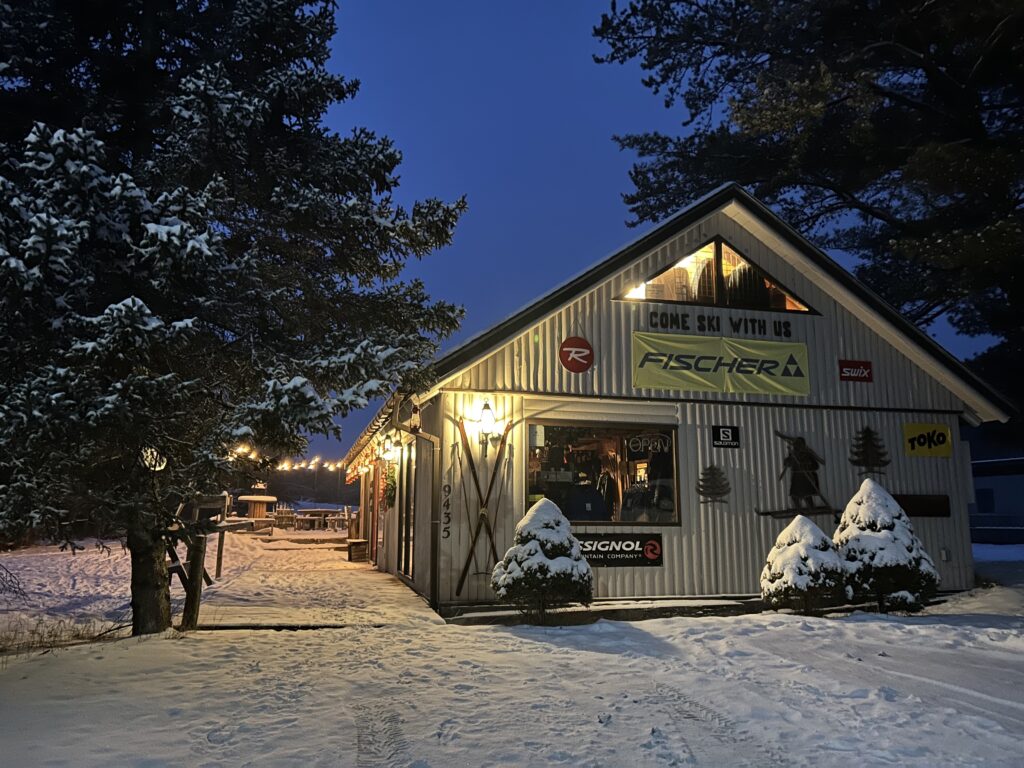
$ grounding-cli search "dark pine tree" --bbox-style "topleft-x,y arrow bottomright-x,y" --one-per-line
696,465 -> 731,504
594,2 -> 1024,406
0,1 -> 465,635
849,427 -> 891,477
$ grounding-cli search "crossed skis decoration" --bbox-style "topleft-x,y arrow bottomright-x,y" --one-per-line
455,417 -> 513,597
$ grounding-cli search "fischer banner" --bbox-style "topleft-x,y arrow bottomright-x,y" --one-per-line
632,332 -> 810,396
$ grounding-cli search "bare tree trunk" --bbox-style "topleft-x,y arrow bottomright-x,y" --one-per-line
127,525 -> 171,635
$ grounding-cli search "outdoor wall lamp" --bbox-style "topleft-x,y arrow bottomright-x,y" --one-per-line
479,400 -> 497,457
140,446 -> 167,472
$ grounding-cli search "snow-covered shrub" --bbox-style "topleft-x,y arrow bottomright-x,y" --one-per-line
834,479 -> 939,611
491,499 -> 593,623
760,515 -> 846,613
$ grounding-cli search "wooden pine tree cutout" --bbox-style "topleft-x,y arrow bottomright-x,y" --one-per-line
849,426 -> 890,477
696,465 -> 731,504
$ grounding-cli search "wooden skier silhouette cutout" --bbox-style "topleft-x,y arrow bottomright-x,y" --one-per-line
455,417 -> 513,597
755,430 -> 839,520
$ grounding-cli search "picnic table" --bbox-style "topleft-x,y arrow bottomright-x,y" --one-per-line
294,508 -> 345,531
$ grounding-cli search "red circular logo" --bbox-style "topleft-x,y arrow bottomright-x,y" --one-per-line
559,336 -> 594,373
643,540 -> 662,560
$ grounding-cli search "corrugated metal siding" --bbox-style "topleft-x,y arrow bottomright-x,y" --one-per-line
443,210 -> 960,413
679,404 -> 972,594
436,393 -> 973,604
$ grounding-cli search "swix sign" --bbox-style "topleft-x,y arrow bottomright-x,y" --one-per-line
559,336 -> 594,373
839,359 -> 873,382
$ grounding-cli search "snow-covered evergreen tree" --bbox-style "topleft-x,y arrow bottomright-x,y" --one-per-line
760,515 -> 846,613
491,499 -> 593,623
0,2 -> 464,634
834,479 -> 939,611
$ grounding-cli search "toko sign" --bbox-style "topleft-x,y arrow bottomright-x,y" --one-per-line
632,332 -> 810,396
902,423 -> 953,457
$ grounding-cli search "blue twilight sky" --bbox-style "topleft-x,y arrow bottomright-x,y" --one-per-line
309,1 -> 994,460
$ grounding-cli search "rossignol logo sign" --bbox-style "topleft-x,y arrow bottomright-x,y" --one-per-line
576,533 -> 663,567
632,332 -> 810,396
839,359 -> 873,382
902,423 -> 953,457
559,336 -> 594,373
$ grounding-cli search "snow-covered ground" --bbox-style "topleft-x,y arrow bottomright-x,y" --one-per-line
1,538 -> 1023,766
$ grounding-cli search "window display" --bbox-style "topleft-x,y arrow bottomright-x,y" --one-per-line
527,422 -> 678,524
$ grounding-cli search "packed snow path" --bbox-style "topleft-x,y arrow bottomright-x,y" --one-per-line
1,537 -> 1023,766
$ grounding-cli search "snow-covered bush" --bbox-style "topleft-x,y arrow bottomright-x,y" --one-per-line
834,479 -> 939,611
760,515 -> 846,613
491,499 -> 593,623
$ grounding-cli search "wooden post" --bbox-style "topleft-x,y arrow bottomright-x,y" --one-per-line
215,530 -> 225,579
181,534 -> 208,631
215,493 -> 228,578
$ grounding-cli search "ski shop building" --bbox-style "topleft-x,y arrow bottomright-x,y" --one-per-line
343,183 -> 1012,612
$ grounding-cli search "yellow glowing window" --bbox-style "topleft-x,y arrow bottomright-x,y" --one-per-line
618,238 -> 812,313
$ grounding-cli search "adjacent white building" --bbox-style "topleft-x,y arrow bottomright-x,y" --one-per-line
344,184 -> 1012,613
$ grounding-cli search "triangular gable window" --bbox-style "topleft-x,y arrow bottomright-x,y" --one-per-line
618,238 -> 813,314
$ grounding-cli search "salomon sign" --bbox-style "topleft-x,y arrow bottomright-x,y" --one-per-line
576,533 -> 664,567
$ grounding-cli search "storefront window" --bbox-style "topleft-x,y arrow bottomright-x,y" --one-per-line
527,422 -> 678,524
625,242 -> 716,304
619,237 -> 811,313
721,242 -> 809,312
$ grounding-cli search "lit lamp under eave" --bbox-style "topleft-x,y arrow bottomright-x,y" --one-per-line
382,434 -> 400,462
479,400 -> 497,457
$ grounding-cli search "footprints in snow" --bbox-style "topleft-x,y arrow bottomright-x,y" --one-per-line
356,702 -> 411,768
650,682 -> 790,767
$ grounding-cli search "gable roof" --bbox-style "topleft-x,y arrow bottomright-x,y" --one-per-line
345,183 -> 1013,469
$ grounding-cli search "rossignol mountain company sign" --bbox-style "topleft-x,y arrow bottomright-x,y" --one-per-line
632,332 -> 810,396
576,533 -> 663,567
